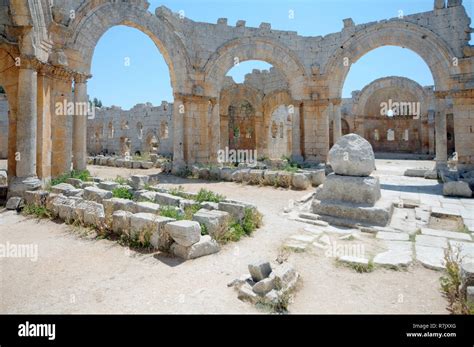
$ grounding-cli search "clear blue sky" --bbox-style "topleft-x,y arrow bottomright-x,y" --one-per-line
88,0 -> 473,109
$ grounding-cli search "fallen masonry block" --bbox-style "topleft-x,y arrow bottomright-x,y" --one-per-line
82,201 -> 106,227
112,210 -> 133,235
218,200 -> 256,222
129,175 -> 149,190
98,181 -> 119,191
192,208 -> 230,239
134,190 -> 157,202
166,220 -> 201,247
51,183 -> 75,194
6,196 -> 24,210
65,178 -> 82,188
24,190 -> 49,206
135,201 -> 160,214
83,186 -> 113,203
103,198 -> 137,217
154,192 -> 182,207
170,235 -> 220,259
291,173 -> 310,190
130,213 -> 175,250
248,260 -> 272,282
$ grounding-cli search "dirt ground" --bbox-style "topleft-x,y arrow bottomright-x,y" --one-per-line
0,160 -> 448,313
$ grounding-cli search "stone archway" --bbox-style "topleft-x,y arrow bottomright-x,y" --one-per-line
325,21 -> 456,99
66,3 -> 191,92
144,130 -> 159,154
204,37 -> 308,98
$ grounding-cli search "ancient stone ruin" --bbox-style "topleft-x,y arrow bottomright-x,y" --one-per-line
312,134 -> 391,226
0,0 -> 471,198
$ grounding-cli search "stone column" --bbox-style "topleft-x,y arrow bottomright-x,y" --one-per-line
172,95 -> 185,172
451,89 -> 474,168
291,103 -> 303,161
72,75 -> 89,171
332,99 -> 342,143
10,62 -> 41,195
435,95 -> 448,166
209,99 -> 220,163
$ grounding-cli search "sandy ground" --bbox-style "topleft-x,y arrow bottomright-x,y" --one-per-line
0,160 -> 449,313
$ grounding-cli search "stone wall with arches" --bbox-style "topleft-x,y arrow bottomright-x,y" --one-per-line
0,0 -> 472,195
86,102 -> 173,157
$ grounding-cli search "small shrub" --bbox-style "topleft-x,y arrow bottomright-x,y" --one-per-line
339,259 -> 375,273
160,206 -> 184,220
200,223 -> 208,236
50,170 -> 91,186
22,204 -> 52,219
440,244 -> 472,314
169,185 -> 190,199
112,187 -> 133,200
183,204 -> 202,220
242,208 -> 263,235
221,221 -> 246,242
114,176 -> 128,185
195,188 -> 225,203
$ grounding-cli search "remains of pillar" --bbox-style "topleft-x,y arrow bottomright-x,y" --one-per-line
435,97 -> 448,168
332,100 -> 342,143
9,64 -> 41,196
172,96 -> 185,172
312,133 -> 391,226
291,104 -> 303,162
72,75 -> 89,171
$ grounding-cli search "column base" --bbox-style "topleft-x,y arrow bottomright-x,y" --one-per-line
171,159 -> 186,175
7,176 -> 42,199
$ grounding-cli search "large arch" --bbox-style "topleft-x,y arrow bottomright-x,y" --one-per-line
354,76 -> 429,117
66,2 -> 191,93
325,21 -> 458,99
204,37 -> 308,98
0,46 -> 19,179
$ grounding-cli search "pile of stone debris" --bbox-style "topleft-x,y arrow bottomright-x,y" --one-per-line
228,260 -> 300,310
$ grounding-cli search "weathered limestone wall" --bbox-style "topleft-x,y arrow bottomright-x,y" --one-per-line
333,77 -> 443,155
87,101 -> 173,157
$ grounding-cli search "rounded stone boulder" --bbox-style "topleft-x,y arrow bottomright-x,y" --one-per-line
328,134 -> 375,177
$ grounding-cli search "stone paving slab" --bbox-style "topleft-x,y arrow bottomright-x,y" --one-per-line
421,227 -> 472,241
415,244 -> 445,270
376,231 -> 409,241
415,234 -> 448,248
431,207 -> 462,218
374,250 -> 412,267
448,240 -> 474,261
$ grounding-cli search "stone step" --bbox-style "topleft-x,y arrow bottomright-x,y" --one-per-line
294,217 -> 329,227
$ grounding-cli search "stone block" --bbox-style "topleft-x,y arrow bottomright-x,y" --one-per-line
314,173 -> 381,205
328,134 -> 375,176
248,260 -> 272,282
83,186 -> 113,203
443,181 -> 472,198
170,235 -> 220,259
129,175 -> 149,190
165,220 -> 201,247
112,210 -> 133,235
291,173 -> 310,190
154,192 -> 182,207
51,183 -> 75,194
193,208 -> 230,239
